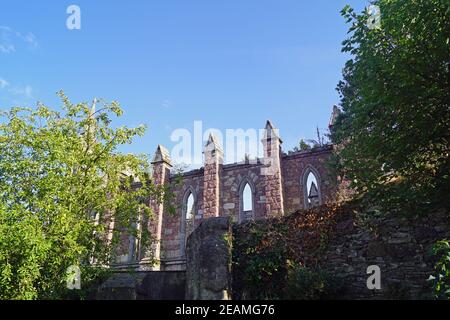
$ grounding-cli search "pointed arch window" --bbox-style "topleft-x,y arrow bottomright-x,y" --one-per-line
302,167 -> 322,209
186,193 -> 194,221
181,189 -> 196,256
239,180 -> 254,223
243,184 -> 252,211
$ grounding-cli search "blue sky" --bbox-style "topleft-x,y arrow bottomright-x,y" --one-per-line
0,0 -> 369,166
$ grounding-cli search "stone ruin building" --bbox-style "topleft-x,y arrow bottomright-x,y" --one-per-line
114,107 -> 341,271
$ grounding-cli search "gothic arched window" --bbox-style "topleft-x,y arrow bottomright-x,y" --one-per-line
239,180 -> 254,223
243,184 -> 252,211
180,189 -> 196,256
302,166 -> 322,209
186,193 -> 194,221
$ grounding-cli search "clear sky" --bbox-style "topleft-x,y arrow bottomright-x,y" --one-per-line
0,0 -> 369,167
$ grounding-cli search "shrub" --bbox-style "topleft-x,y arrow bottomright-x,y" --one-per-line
285,263 -> 343,300
428,240 -> 450,300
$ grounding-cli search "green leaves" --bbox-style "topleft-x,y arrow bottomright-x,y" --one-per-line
0,92 -> 165,299
331,0 -> 450,213
428,240 -> 450,299
332,1 -> 450,300
232,204 -> 344,300
285,264 -> 343,300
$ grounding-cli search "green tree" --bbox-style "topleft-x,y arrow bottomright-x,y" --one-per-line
299,139 -> 312,151
0,92 -> 168,299
331,0 -> 450,212
292,139 -> 312,152
428,240 -> 450,299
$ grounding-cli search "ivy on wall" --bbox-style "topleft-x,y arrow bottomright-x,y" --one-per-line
232,203 -> 350,300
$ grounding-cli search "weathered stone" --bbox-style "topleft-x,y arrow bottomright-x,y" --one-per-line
185,217 -> 232,300
223,203 -> 235,210
367,242 -> 386,257
137,272 -> 186,300
337,219 -> 354,232
434,225 -> 449,232
108,118 -> 450,301
386,244 -> 415,258
96,272 -> 185,300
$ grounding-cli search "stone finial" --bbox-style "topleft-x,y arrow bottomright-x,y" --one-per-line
203,133 -> 222,218
329,105 -> 341,128
204,133 -> 223,154
152,144 -> 172,165
262,120 -> 283,143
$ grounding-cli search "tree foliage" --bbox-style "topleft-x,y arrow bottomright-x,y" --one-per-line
0,92 -> 167,299
428,240 -> 450,299
291,139 -> 312,152
331,0 -> 450,212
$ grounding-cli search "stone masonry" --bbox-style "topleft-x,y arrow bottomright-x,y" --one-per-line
117,109 -> 340,271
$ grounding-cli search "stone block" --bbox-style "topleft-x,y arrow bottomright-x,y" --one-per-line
185,217 -> 232,300
223,203 -> 236,210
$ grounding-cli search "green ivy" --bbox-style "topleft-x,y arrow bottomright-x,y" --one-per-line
232,205 -> 344,300
428,240 -> 450,300
285,263 -> 343,300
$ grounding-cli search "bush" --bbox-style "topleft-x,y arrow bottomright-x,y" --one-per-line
428,240 -> 450,300
285,263 -> 343,300
232,204 -> 346,300
0,93 -> 168,299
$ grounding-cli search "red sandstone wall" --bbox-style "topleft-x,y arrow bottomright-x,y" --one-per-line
221,163 -> 266,221
158,146 -> 338,270
282,146 -> 337,214
160,171 -> 204,269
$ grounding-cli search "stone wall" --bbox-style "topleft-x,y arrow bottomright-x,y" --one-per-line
157,145 -> 336,271
137,271 -> 186,300
221,163 -> 265,221
282,146 -> 337,214
160,169 -> 205,270
100,204 -> 450,300
322,209 -> 450,299
111,120 -> 340,272
96,271 -> 186,300
185,217 -> 232,300
231,205 -> 450,300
